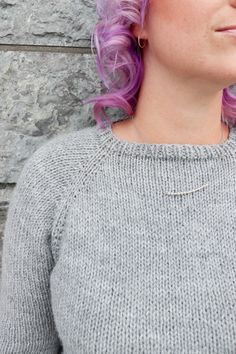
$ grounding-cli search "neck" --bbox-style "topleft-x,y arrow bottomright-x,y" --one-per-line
130,54 -> 230,145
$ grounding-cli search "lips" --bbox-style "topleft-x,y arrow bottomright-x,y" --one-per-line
216,25 -> 236,31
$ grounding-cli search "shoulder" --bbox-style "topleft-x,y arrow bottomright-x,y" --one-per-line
3,125 -> 102,265
5,125 -> 100,239
12,125 -> 100,213
19,125 -> 99,182
28,124 -> 98,167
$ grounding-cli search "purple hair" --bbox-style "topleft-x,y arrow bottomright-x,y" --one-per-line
82,0 -> 236,129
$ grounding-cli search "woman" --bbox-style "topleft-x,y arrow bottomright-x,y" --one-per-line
1,0 -> 236,352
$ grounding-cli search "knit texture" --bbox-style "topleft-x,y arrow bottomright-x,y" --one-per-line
1,120 -> 236,353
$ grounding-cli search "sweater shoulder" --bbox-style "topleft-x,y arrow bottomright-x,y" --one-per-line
29,124 -> 99,170
19,125 -> 100,191
9,124 -> 100,228
8,125 -> 101,263
29,125 -> 102,258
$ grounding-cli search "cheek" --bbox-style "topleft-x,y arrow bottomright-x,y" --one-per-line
148,0 -> 209,29
147,1 -> 211,73
148,0 -> 194,31
145,1 -> 235,82
147,0 -> 210,51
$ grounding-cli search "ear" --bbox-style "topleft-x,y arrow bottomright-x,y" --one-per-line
130,23 -> 148,40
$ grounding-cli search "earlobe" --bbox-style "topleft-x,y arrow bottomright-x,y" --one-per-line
131,24 -> 148,42
130,23 -> 140,37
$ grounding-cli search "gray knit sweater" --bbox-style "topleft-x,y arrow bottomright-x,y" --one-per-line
1,121 -> 236,353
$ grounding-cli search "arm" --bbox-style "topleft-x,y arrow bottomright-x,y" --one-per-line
0,148 -> 62,353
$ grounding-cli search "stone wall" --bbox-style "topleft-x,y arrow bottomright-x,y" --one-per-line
0,0 -> 125,273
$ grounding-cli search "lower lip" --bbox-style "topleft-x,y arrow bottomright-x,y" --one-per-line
216,30 -> 236,36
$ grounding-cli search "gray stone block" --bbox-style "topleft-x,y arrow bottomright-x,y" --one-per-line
0,0 -> 98,46
0,51 -> 102,183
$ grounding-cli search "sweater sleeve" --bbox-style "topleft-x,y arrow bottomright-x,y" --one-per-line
0,146 -> 62,353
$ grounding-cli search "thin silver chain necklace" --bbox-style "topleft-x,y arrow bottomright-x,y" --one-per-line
128,115 -> 229,196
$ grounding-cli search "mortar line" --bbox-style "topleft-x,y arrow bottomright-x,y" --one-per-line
0,43 -> 94,54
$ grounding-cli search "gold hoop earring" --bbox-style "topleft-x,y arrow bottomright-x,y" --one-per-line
138,36 -> 146,49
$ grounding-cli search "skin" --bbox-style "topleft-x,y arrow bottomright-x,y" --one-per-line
112,0 -> 236,144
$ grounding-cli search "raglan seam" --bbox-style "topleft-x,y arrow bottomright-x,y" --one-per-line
50,132 -> 109,264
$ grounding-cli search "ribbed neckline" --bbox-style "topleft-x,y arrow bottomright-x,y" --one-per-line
96,120 -> 236,160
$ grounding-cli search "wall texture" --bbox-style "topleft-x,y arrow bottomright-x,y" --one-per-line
0,0 -> 125,272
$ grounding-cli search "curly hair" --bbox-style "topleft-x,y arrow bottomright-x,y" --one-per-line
82,0 -> 236,129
